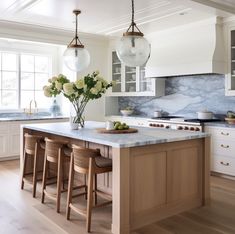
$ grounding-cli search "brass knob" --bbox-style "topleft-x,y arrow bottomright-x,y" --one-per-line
221,132 -> 229,136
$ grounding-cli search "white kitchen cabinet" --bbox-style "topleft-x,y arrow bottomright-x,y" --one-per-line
108,50 -> 165,97
225,26 -> 235,96
0,118 -> 68,161
205,126 -> 235,176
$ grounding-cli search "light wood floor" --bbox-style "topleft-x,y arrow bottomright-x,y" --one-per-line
0,160 -> 235,234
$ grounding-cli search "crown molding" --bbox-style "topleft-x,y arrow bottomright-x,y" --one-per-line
0,20 -> 109,46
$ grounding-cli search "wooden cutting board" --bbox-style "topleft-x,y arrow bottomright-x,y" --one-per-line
96,128 -> 138,134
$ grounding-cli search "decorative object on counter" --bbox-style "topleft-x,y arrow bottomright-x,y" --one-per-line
197,109 -> 214,120
225,111 -> 235,124
106,120 -> 114,130
63,10 -> 90,72
97,128 -> 138,134
153,110 -> 162,118
120,106 -> 134,116
49,99 -> 61,117
116,0 -> 151,67
43,72 -> 113,129
24,100 -> 38,115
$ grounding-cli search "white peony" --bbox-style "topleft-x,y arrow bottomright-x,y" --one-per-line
95,81 -> 102,92
63,83 -> 74,96
48,78 -> 52,83
51,76 -> 57,82
75,79 -> 84,89
43,86 -> 52,97
90,87 -> 98,95
55,81 -> 62,91
94,70 -> 99,76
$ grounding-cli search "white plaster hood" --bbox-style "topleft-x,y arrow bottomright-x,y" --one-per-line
145,17 -> 226,78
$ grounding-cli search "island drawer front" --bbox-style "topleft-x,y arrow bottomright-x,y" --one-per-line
211,139 -> 235,158
206,127 -> 235,140
0,124 -> 8,133
211,155 -> 235,176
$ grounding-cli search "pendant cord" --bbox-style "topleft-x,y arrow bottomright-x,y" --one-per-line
75,13 -> 78,46
132,0 -> 134,28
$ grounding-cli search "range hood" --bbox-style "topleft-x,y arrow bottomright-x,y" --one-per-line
145,18 -> 226,78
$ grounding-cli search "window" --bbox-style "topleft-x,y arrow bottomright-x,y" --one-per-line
0,52 -> 52,109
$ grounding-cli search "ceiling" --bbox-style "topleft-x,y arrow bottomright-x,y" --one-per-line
0,0 -> 234,37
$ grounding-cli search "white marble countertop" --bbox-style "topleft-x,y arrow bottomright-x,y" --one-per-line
22,121 -> 210,148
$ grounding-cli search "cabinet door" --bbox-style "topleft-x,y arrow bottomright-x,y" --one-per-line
124,66 -> 137,92
111,51 -> 122,93
0,134 -> 8,157
8,123 -> 21,156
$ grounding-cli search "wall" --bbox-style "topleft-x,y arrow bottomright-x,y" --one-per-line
118,74 -> 235,118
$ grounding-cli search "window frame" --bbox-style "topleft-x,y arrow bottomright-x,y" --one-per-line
0,40 -> 59,113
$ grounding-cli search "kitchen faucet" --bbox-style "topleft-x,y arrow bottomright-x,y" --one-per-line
24,100 -> 38,115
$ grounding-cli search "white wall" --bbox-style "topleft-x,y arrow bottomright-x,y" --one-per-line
0,21 -> 110,121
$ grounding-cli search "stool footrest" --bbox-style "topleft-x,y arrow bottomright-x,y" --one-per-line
43,190 -> 57,201
69,203 -> 87,217
94,200 -> 112,209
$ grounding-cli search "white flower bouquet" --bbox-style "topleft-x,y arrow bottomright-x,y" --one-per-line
43,71 -> 113,128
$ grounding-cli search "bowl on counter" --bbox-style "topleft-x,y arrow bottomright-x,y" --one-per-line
197,110 -> 213,120
120,109 -> 134,116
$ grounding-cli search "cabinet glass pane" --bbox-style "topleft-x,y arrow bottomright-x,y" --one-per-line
21,55 -> 34,72
139,67 -> 152,92
21,72 -> 34,90
125,66 -> 136,92
112,52 -> 121,92
2,53 -> 17,71
2,72 -> 18,89
2,90 -> 17,108
231,30 -> 235,91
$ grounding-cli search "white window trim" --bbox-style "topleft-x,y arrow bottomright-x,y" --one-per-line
0,39 -> 60,113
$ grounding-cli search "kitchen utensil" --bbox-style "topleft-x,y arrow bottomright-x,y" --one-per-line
153,110 -> 162,118
197,110 -> 213,119
106,121 -> 114,130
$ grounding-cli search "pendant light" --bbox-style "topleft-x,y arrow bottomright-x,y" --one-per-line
63,10 -> 90,72
116,0 -> 151,67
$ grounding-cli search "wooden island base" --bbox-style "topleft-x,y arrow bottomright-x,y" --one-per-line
21,127 -> 210,234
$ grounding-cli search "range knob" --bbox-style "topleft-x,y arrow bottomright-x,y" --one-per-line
184,126 -> 189,130
165,125 -> 170,129
149,123 -> 153,127
153,124 -> 157,127
177,126 -> 183,130
160,124 -> 164,127
190,127 -> 195,131
195,127 -> 200,131
156,124 -> 160,127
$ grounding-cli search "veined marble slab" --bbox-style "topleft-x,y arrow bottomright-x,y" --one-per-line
22,121 -> 210,148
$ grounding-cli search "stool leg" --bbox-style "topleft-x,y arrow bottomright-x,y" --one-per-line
41,154 -> 48,204
94,174 -> 98,205
56,150 -> 63,213
32,143 -> 38,198
86,158 -> 94,233
21,150 -> 27,190
84,174 -> 87,200
66,154 -> 74,220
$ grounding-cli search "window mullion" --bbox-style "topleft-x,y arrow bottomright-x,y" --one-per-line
18,53 -> 21,109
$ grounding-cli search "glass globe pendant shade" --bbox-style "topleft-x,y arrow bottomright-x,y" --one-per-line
63,46 -> 90,72
116,35 -> 151,67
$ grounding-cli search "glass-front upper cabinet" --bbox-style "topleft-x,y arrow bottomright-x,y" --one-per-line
226,28 -> 235,96
125,66 -> 136,92
110,51 -> 165,97
111,51 -> 121,93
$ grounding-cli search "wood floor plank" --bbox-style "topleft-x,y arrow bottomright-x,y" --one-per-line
1,160 -> 235,234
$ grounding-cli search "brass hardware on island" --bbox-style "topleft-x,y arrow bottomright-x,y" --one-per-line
221,132 -> 229,136
24,100 -> 38,115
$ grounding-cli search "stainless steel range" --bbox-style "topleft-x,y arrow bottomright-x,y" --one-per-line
148,116 -> 220,132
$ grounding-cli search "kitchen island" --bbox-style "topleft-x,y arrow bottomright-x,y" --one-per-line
20,121 -> 210,234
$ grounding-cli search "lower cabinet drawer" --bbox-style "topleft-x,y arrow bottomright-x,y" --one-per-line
211,155 -> 235,176
211,139 -> 235,158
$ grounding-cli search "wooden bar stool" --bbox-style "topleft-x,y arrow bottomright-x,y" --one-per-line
66,145 -> 112,233
21,133 -> 44,198
41,138 -> 69,213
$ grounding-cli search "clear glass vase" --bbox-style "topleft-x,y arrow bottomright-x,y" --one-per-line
69,104 -> 85,130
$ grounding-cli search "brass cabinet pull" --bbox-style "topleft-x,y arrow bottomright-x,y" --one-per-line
220,161 -> 229,166
221,132 -> 229,136
221,144 -> 229,148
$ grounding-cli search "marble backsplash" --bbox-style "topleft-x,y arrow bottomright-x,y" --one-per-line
118,74 -> 235,118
